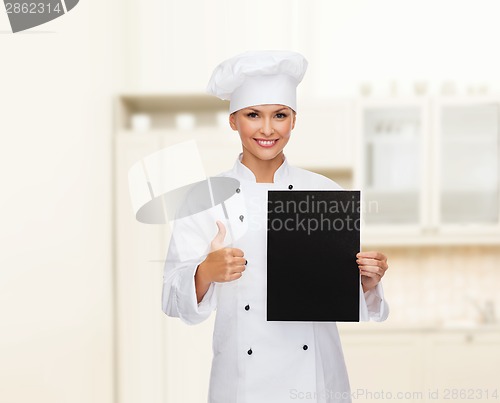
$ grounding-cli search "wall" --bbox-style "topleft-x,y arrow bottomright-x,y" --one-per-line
0,1 -> 119,402
118,0 -> 500,97
380,245 -> 500,326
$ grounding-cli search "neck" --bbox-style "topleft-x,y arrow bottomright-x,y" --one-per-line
241,151 -> 284,183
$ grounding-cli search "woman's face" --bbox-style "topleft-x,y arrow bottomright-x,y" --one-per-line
229,104 -> 296,164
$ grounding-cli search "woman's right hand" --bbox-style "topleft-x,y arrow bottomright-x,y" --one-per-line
195,220 -> 246,302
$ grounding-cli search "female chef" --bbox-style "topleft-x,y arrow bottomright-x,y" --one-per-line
162,50 -> 389,403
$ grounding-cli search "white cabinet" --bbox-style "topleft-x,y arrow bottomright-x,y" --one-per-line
338,326 -> 500,403
355,100 -> 428,228
114,133 -> 167,403
340,332 -> 423,403
114,95 -> 230,403
285,99 -> 356,169
424,331 -> 500,401
121,0 -> 300,93
433,99 -> 499,228
355,97 -> 500,245
115,131 -> 216,403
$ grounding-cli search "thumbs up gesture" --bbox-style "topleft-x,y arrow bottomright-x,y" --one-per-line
195,220 -> 247,302
209,219 -> 228,253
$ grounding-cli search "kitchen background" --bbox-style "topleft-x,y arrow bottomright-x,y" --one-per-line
1,1 -> 499,402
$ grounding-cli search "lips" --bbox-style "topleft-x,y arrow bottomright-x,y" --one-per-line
254,139 -> 278,148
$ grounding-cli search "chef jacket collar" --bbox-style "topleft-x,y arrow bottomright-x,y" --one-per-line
233,152 -> 290,184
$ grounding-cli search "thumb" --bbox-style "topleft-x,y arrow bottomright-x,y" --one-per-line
210,220 -> 226,252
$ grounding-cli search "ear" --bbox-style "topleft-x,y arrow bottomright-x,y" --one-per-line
229,112 -> 238,131
291,111 -> 297,130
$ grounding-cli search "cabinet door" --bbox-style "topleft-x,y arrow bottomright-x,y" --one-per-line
115,133 -> 167,403
436,102 -> 499,227
286,101 -> 355,169
356,102 -> 428,227
162,306 -> 214,403
339,332 -> 424,402
424,331 -> 500,402
116,133 -> 216,403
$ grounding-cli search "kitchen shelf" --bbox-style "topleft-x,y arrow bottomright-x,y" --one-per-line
115,93 -> 229,132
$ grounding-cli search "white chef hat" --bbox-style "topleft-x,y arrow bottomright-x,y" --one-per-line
206,50 -> 308,114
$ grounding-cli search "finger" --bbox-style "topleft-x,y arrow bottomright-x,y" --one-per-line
358,262 -> 385,271
356,258 -> 388,270
233,256 -> 247,267
230,265 -> 246,275
230,248 -> 245,258
356,251 -> 386,261
210,220 -> 227,251
360,270 -> 381,279
359,266 -> 385,277
227,272 -> 243,282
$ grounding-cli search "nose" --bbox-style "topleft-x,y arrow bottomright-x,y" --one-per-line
260,117 -> 274,137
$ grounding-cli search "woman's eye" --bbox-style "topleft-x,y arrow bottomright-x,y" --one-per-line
247,112 -> 258,118
276,113 -> 287,119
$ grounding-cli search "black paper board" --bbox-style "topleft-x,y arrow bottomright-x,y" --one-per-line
267,190 -> 360,322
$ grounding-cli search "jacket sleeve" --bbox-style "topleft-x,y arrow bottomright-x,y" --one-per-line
358,279 -> 389,321
162,234 -> 218,325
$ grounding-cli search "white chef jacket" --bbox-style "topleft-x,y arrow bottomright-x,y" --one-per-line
162,153 -> 389,403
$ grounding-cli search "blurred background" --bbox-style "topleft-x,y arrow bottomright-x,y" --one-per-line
1,0 -> 499,402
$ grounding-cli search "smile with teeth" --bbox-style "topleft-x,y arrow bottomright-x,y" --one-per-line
255,139 -> 278,147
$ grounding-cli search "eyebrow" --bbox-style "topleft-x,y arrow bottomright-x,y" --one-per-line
246,107 -> 289,113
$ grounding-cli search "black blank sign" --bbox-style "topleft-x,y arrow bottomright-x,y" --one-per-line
267,190 -> 360,322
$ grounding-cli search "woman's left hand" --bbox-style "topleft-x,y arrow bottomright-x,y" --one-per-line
356,251 -> 388,292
